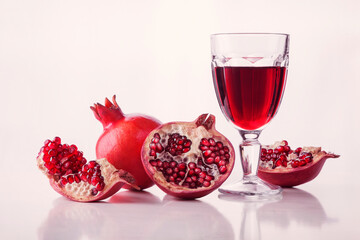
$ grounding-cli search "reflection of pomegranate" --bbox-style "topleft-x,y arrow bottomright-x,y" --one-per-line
145,196 -> 235,240
39,191 -> 234,240
91,95 -> 161,190
258,140 -> 339,187
37,137 -> 138,202
38,193 -> 160,240
141,114 -> 235,199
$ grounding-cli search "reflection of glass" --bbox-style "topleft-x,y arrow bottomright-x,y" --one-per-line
257,188 -> 336,228
211,33 -> 289,197
219,188 -> 335,240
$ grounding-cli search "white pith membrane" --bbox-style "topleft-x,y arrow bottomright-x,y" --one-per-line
259,140 -> 322,170
147,122 -> 232,191
37,153 -> 135,201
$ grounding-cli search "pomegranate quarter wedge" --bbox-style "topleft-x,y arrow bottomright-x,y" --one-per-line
37,137 -> 139,202
141,114 -> 235,199
258,140 -> 340,187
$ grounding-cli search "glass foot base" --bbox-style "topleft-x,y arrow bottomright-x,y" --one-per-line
219,176 -> 282,198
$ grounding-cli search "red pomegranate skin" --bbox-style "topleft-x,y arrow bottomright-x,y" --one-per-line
92,96 -> 162,190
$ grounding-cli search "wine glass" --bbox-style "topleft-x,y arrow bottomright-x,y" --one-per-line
211,33 -> 289,197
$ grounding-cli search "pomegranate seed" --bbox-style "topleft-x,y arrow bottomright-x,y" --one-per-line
170,161 -> 177,168
67,175 -> 74,184
203,150 -> 212,157
54,137 -> 61,145
166,168 -> 173,175
274,160 -> 282,168
178,163 -> 186,171
199,171 -> 207,179
149,150 -> 156,157
96,182 -> 105,191
201,138 -> 210,146
91,176 -> 100,186
205,175 -> 213,181
279,154 -> 287,161
291,160 -> 299,168
185,177 -> 192,183
188,162 -> 196,169
60,177 -> 68,186
205,157 -> 214,164
88,161 -> 96,168
74,174 -> 81,183
91,188 -> 98,195
299,160 -> 307,166
203,181 -> 210,187
149,143 -> 156,150
284,146 -> 291,153
219,166 -> 227,174
200,145 -> 209,151
156,143 -> 164,152
218,160 -> 226,166
276,146 -> 284,153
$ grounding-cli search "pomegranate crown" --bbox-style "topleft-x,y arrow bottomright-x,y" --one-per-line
91,95 -> 125,129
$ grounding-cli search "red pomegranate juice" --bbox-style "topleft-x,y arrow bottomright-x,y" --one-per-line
213,66 -> 287,130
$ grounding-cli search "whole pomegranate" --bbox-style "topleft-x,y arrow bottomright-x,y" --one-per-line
91,95 -> 161,190
258,140 -> 339,187
37,137 -> 138,202
141,114 -> 235,199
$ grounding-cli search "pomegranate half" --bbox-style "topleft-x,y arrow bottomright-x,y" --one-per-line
258,140 -> 339,187
37,137 -> 138,202
141,114 -> 235,199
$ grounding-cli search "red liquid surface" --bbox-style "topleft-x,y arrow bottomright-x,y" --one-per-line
214,66 -> 287,130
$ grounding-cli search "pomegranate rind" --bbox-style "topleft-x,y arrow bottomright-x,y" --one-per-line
92,95 -> 162,190
37,156 -> 139,202
258,150 -> 339,187
141,114 -> 235,199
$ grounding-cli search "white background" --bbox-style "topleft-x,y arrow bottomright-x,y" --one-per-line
1,0 -> 360,239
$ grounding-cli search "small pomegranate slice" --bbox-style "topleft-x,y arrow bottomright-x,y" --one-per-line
37,137 -> 139,202
141,114 -> 235,199
258,140 -> 340,187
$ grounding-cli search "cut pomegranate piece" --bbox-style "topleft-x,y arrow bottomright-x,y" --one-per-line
37,137 -> 138,202
258,140 -> 340,187
141,114 -> 235,199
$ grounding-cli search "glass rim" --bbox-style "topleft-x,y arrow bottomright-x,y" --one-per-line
211,32 -> 289,37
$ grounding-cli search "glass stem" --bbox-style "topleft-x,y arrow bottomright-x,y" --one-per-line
239,130 -> 262,181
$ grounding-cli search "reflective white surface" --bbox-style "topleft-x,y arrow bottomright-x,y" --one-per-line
2,175 -> 360,239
